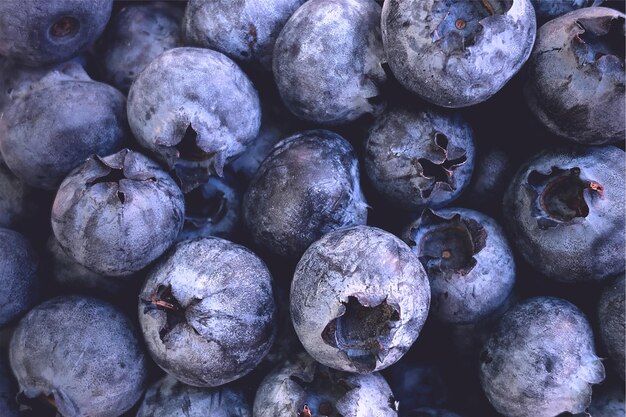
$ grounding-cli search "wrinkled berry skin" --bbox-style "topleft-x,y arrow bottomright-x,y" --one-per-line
177,175 -> 242,242
479,297 -> 605,417
0,358 -> 18,417
402,208 -> 515,324
253,352 -> 398,417
9,296 -> 149,417
183,0 -> 305,70
597,274 -> 625,380
138,237 -> 276,387
525,7 -> 625,145
127,47 -> 261,192
273,0 -> 387,124
291,226 -> 430,374
0,0 -> 112,66
382,0 -> 536,107
503,146 -> 625,282
98,3 -> 183,93
52,149 -> 185,277
0,228 -> 39,328
243,130 -> 368,258
0,66 -> 127,190
364,107 -> 475,210
530,0 -> 592,22
137,375 -> 251,417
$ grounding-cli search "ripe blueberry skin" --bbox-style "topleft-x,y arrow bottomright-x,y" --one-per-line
503,146 -> 625,282
364,106 -> 475,210
291,225 -> 430,374
177,174 -> 243,243
253,352 -> 399,417
524,7 -> 625,145
127,47 -> 261,192
136,375 -> 252,417
530,0 -> 593,22
402,208 -> 515,324
243,130 -> 368,258
0,228 -> 40,328
382,0 -> 536,108
0,0 -> 112,66
9,295 -> 149,417
138,237 -> 276,387
0,358 -> 18,417
51,149 -> 185,277
479,296 -> 605,417
0,65 -> 128,190
273,0 -> 387,125
183,0 -> 306,71
597,274 -> 625,380
97,2 -> 183,93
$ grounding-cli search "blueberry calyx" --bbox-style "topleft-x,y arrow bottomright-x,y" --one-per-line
49,16 -> 80,39
527,166 -> 604,229
142,284 -> 201,342
572,15 -> 625,65
411,209 -> 487,276
322,296 -> 400,373
184,186 -> 228,227
289,366 -> 357,416
416,133 -> 468,199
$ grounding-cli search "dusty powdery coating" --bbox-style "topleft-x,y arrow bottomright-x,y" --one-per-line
479,297 -> 605,417
98,3 -> 183,93
253,352 -> 398,417
136,375 -> 251,417
0,66 -> 127,190
0,0 -> 112,66
244,130 -> 368,258
382,0 -> 536,107
524,7 -> 625,145
177,174 -> 242,242
364,106 -> 475,210
530,0 -> 593,21
402,208 -> 515,324
9,296 -> 149,417
273,0 -> 387,125
0,228 -> 39,328
127,47 -> 261,192
51,149 -> 185,277
291,226 -> 430,374
183,0 -> 306,70
138,237 -> 276,387
597,274 -> 625,380
503,146 -> 625,282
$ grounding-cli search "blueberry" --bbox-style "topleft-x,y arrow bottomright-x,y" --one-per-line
253,352 -> 399,416
9,295 -> 149,417
273,0 -> 387,124
51,149 -> 185,277
127,47 -> 261,192
503,146 -> 625,282
97,3 -> 183,93
382,359 -> 448,412
243,130 -> 368,258
587,383 -> 625,416
177,174 -> 243,242
291,225 -> 430,374
382,0 -> 536,107
524,7 -> 625,145
0,228 -> 39,328
402,208 -> 515,323
0,358 -> 18,417
137,375 -> 251,417
183,0 -> 305,70
138,237 -> 276,387
597,274 -> 625,380
46,236 -> 137,297
0,64 -> 128,190
403,408 -> 464,417
0,0 -> 112,66
364,106 -> 475,210
479,296 -> 605,417
530,0 -> 592,22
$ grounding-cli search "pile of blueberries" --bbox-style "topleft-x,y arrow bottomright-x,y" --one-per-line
0,1 -> 624,416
